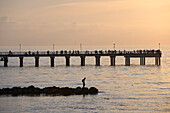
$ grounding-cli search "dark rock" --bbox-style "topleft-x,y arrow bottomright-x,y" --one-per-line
43,87 -> 60,94
28,85 -> 35,89
0,88 -> 11,95
76,87 -> 81,89
60,87 -> 75,96
11,87 -> 22,96
74,87 -> 89,95
75,87 -> 83,95
89,87 -> 98,94
0,86 -> 99,96
82,87 -> 89,94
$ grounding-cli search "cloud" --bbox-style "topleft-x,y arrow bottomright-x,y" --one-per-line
0,16 -> 8,23
0,16 -> 16,24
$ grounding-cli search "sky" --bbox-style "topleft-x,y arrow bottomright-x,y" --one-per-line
0,0 -> 170,46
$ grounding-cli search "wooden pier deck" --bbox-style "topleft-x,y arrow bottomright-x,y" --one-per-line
0,50 -> 162,67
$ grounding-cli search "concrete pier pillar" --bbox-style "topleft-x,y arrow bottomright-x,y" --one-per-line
125,56 -> 130,66
158,57 -> 161,65
155,57 -> 158,65
4,57 -> 8,67
65,56 -> 70,66
95,56 -> 101,66
35,56 -> 39,67
143,57 -> 145,65
19,56 -> 24,67
110,56 -> 116,66
140,57 -> 145,65
155,57 -> 161,65
50,56 -> 55,67
80,56 -> 85,66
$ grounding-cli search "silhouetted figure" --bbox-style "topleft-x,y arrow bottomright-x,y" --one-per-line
82,77 -> 86,88
47,51 -> 49,55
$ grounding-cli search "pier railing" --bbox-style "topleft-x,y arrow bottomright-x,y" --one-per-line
0,50 -> 161,56
0,50 -> 162,67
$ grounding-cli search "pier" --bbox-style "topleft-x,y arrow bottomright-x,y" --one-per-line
0,50 -> 161,67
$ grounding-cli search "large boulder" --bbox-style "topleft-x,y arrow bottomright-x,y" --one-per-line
0,86 -> 99,96
74,87 -> 89,95
89,87 -> 98,94
11,87 -> 22,96
59,87 -> 75,96
43,86 -> 60,94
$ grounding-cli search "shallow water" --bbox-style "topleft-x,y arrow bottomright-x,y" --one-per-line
0,46 -> 170,113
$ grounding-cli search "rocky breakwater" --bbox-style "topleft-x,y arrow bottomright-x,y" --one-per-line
0,85 -> 98,96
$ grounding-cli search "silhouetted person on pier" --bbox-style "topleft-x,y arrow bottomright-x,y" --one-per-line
47,51 -> 49,55
82,77 -> 86,88
9,51 -> 12,55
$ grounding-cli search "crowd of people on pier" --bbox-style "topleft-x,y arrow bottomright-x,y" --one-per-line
2,49 -> 161,56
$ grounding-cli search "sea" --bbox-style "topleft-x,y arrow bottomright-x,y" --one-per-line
0,46 -> 169,113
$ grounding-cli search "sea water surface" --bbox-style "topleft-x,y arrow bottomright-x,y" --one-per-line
0,46 -> 169,113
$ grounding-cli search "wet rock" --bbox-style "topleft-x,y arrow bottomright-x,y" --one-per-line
89,87 -> 98,94
0,86 -> 99,96
82,87 -> 89,94
0,88 -> 11,95
75,87 -> 83,95
11,87 -> 22,96
60,87 -> 75,96
28,85 -> 35,89
43,86 -> 60,94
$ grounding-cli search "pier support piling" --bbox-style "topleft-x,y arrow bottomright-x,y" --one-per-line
125,56 -> 130,66
80,56 -> 85,66
65,56 -> 70,66
35,56 -> 39,67
155,57 -> 161,65
110,56 -> 116,66
158,57 -> 161,65
0,49 -> 162,67
19,56 -> 24,67
95,56 -> 101,66
4,57 -> 8,67
50,56 -> 55,67
140,57 -> 145,65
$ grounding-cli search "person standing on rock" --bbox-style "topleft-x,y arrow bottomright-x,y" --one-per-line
82,77 -> 86,88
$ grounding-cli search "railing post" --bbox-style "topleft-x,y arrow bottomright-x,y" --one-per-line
19,56 -> 24,67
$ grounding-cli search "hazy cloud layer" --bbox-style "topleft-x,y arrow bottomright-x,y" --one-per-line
0,0 -> 170,46
0,16 -> 8,23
